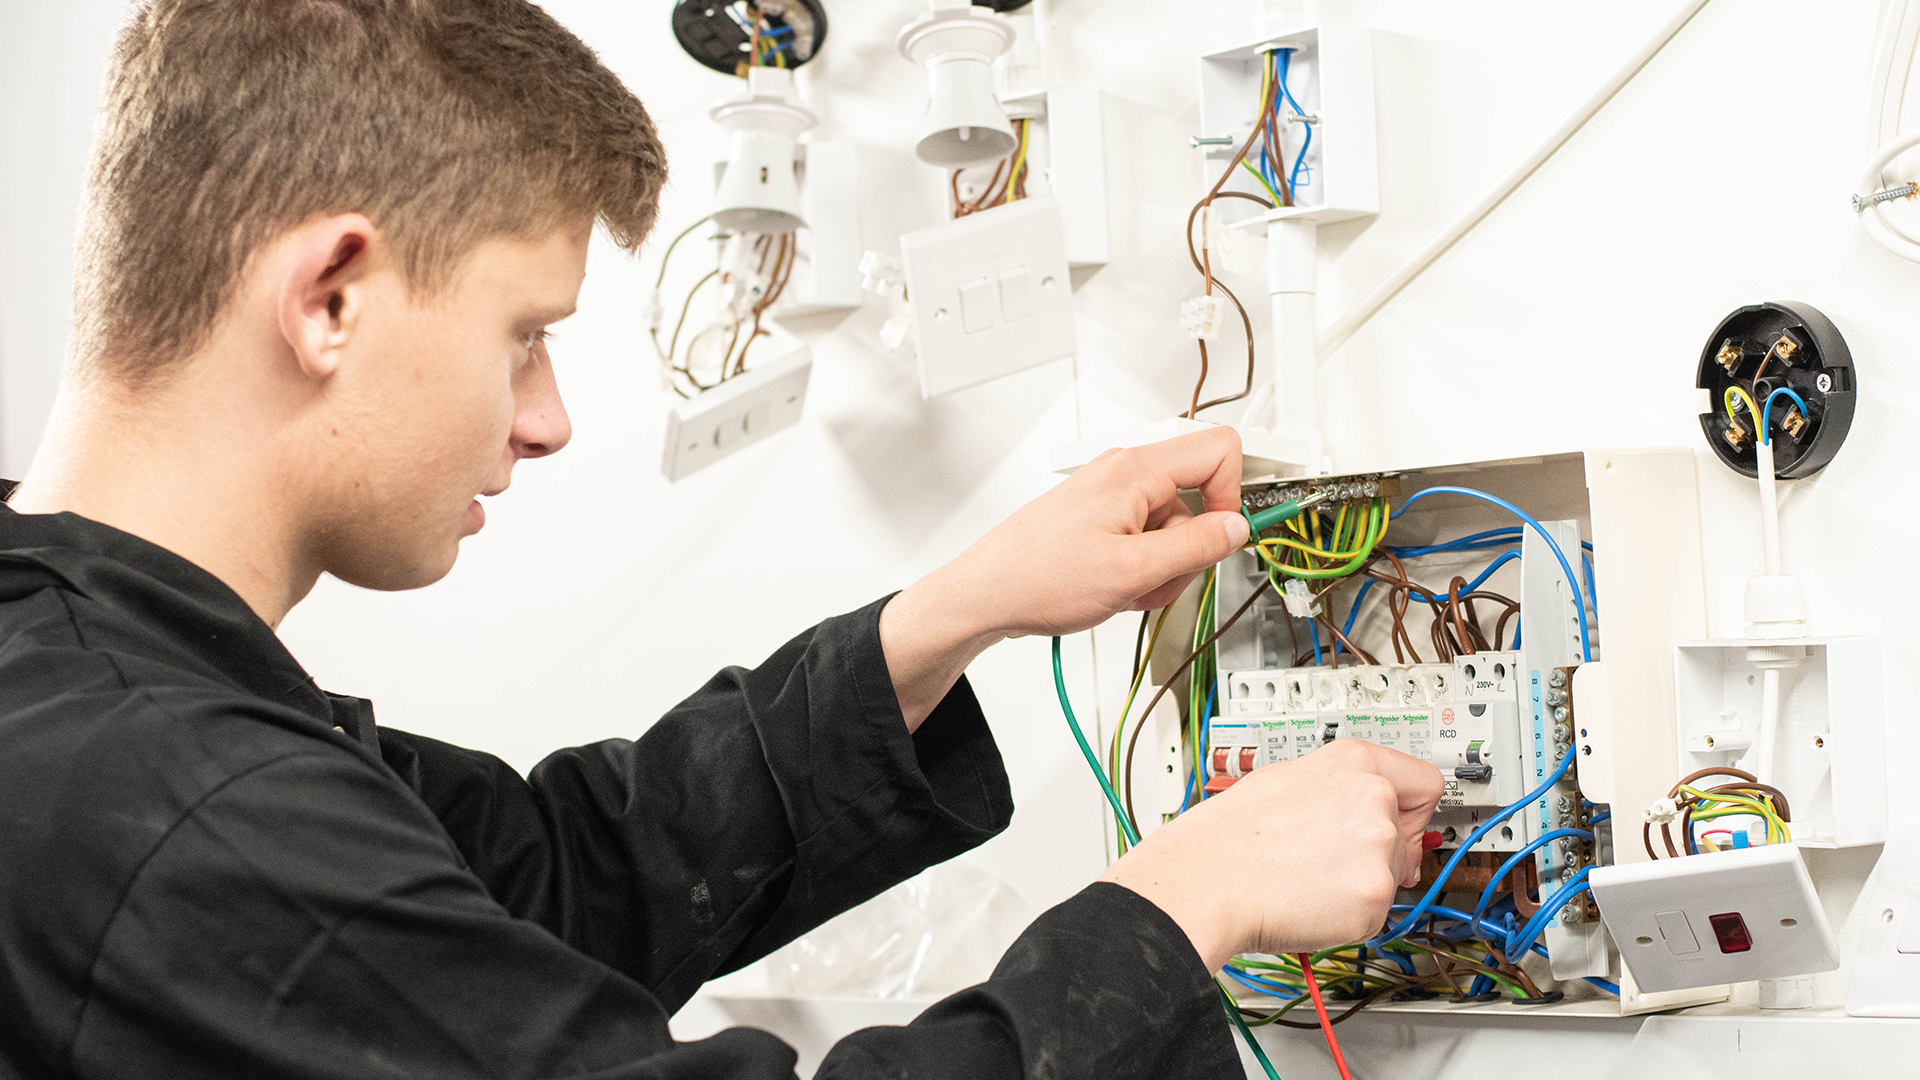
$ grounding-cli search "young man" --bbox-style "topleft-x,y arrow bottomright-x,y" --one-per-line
0,2 -> 1442,1077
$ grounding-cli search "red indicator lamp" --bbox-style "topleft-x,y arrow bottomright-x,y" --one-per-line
1708,911 -> 1753,954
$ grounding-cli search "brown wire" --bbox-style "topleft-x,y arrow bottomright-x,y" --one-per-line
1181,200 -> 1261,418
1183,66 -> 1282,419
1122,578 -> 1274,826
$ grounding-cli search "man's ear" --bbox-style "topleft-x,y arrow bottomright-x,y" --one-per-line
277,214 -> 378,380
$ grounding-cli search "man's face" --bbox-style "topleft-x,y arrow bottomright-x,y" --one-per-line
309,222 -> 587,591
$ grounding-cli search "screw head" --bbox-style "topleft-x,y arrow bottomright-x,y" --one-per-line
1816,372 -> 1833,393
1548,670 -> 1567,688
1545,688 -> 1566,706
1553,705 -> 1570,723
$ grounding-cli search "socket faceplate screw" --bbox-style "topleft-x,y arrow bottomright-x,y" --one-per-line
1853,182 -> 1919,212
1189,135 -> 1237,148
1816,372 -> 1833,393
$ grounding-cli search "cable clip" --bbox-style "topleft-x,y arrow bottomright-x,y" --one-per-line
1644,797 -> 1679,825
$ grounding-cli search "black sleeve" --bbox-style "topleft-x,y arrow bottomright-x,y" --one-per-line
82,752 -> 1239,1080
377,595 -> 1015,1013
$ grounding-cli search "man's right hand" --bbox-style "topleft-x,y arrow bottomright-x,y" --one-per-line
1099,739 -> 1444,972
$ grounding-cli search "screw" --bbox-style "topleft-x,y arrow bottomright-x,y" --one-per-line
1553,705 -> 1570,724
1548,670 -> 1566,688
1189,135 -> 1237,148
1545,688 -> 1566,706
1853,182 -> 1918,212
1286,111 -> 1321,125
1557,796 -> 1572,812
1816,372 -> 1833,393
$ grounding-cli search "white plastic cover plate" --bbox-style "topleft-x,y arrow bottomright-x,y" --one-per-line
1846,828 -> 1920,1016
660,328 -> 811,482
899,196 -> 1075,398
1591,844 -> 1837,993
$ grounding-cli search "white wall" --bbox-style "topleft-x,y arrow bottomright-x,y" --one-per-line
0,1 -> 121,475
4,1 -> 1919,1076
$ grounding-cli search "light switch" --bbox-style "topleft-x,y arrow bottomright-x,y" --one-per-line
1656,909 -> 1700,955
998,266 -> 1032,322
958,277 -> 995,334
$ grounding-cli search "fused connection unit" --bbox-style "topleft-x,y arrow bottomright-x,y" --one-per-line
1590,844 -> 1838,993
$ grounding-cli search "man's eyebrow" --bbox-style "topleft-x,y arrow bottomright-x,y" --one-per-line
523,304 -> 577,326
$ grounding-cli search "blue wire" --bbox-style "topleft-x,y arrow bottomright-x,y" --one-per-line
1470,828 -> 1593,926
1375,748 -> 1576,944
1402,550 -> 1521,605
1223,965 -> 1304,999
1309,618 -> 1324,664
1274,49 -> 1311,195
1290,114 -> 1313,197
1342,549 -> 1519,637
1588,811 -> 1611,825
1386,903 -> 1543,950
1584,977 -> 1620,995
1385,527 -> 1522,558
1393,487 -> 1592,662
1761,386 -> 1810,445
1507,871 -> 1591,959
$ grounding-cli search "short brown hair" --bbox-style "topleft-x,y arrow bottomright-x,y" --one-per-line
74,0 -> 667,380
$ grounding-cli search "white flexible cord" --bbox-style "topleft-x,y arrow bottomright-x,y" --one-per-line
1314,0 -> 1714,364
1239,377 -> 1275,431
1859,0 -> 1920,261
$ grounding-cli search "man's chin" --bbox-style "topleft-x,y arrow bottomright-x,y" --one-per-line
328,540 -> 461,593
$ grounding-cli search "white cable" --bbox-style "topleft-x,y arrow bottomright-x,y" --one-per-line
1315,0 -> 1713,364
1755,437 -> 1782,578
1239,377 -> 1276,431
1755,666 -> 1782,785
1858,0 -> 1920,261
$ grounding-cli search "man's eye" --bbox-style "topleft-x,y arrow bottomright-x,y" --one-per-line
522,329 -> 551,350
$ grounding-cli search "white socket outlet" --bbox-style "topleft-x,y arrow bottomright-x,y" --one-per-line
660,328 -> 811,482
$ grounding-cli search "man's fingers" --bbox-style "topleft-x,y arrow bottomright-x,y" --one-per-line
1133,571 -> 1198,613
1120,511 -> 1248,597
1343,739 -> 1446,816
1119,428 -> 1244,516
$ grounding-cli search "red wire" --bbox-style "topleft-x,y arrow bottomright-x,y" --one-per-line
1297,954 -> 1356,1080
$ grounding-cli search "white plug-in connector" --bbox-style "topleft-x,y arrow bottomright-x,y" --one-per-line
1179,294 -> 1226,340
1281,578 -> 1319,619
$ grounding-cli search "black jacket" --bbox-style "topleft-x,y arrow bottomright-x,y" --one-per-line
0,493 -> 1236,1079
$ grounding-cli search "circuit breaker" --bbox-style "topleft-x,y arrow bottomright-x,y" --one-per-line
1220,652 -> 1529,851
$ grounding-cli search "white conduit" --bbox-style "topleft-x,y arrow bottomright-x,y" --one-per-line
1313,0 -> 1715,364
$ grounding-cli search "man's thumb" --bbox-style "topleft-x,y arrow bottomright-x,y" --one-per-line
1127,510 -> 1247,591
